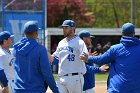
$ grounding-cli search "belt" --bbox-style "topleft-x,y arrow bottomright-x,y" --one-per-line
64,73 -> 82,76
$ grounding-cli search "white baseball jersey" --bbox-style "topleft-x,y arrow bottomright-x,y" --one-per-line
0,47 -> 14,93
0,62 -> 3,70
0,47 -> 14,80
53,36 -> 88,76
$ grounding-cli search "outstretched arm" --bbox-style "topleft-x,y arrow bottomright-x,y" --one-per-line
86,64 -> 109,73
80,47 -> 115,65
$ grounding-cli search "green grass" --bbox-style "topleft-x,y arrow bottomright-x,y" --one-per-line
53,73 -> 108,81
95,73 -> 108,81
53,74 -> 58,80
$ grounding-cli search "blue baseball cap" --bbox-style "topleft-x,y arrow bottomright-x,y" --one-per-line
78,30 -> 94,39
60,20 -> 76,27
24,21 -> 40,33
121,23 -> 135,33
0,31 -> 14,42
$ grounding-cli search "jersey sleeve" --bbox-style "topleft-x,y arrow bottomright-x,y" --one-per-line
79,40 -> 88,55
86,64 -> 101,73
0,49 -> 7,87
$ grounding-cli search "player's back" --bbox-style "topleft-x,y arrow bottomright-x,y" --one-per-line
108,36 -> 140,93
13,38 -> 47,93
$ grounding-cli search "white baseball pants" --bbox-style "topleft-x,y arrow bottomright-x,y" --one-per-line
57,74 -> 84,93
83,88 -> 95,93
8,80 -> 14,93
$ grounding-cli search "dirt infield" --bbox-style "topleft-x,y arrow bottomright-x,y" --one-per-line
46,83 -> 107,93
95,83 -> 107,93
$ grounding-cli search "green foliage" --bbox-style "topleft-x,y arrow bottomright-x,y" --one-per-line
85,0 -> 140,28
47,0 -> 95,27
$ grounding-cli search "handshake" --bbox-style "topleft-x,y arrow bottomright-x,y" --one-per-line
80,51 -> 98,63
80,51 -> 109,72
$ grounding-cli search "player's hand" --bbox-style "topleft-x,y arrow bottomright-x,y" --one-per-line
89,51 -> 98,56
100,64 -> 109,72
2,87 -> 9,93
47,52 -> 54,63
80,52 -> 88,63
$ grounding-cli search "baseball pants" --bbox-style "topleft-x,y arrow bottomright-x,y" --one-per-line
57,74 -> 84,93
8,80 -> 14,93
83,88 -> 95,93
0,86 -> 2,93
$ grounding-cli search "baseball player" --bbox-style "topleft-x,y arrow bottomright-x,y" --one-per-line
13,21 -> 59,93
78,30 -> 109,93
80,23 -> 140,93
0,31 -> 14,93
48,20 -> 88,93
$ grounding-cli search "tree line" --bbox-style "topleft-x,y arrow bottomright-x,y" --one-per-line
3,0 -> 140,28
